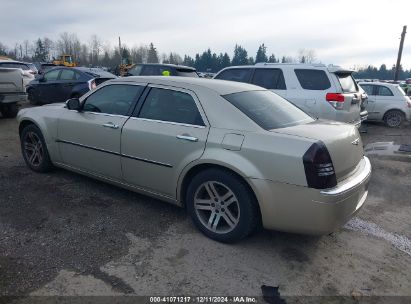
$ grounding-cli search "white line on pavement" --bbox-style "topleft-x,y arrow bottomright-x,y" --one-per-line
345,217 -> 411,256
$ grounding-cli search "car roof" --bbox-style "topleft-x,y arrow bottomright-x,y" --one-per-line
110,76 -> 263,95
358,81 -> 399,87
219,63 -> 353,73
75,67 -> 117,78
135,63 -> 196,71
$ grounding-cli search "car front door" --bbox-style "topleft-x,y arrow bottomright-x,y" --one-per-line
361,84 -> 377,119
121,85 -> 209,198
57,83 -> 145,180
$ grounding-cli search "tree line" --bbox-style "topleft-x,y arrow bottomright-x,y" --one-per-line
1,32 -> 410,79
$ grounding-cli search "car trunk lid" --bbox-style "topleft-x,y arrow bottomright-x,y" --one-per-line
272,120 -> 363,181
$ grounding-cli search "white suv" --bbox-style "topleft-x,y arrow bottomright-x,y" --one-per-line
214,63 -> 368,126
359,81 -> 411,127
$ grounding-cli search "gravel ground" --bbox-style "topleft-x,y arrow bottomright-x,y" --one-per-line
0,103 -> 410,302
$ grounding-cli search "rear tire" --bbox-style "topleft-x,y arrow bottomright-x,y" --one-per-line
384,110 -> 404,127
20,124 -> 53,172
0,103 -> 19,118
186,168 -> 260,243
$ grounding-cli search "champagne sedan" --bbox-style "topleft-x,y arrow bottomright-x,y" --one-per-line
17,77 -> 371,242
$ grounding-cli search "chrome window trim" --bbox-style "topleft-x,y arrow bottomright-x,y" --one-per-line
129,116 -> 206,129
82,111 -> 129,119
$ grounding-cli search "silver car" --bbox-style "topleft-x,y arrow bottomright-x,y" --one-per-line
18,77 -> 371,242
359,81 -> 411,127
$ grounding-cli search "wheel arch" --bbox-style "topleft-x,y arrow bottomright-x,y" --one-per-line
177,161 -> 262,220
19,119 -> 42,137
382,108 -> 406,120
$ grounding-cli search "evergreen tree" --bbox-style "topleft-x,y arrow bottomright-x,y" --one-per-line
147,43 -> 159,63
268,54 -> 277,63
232,44 -> 248,65
183,55 -> 195,67
221,52 -> 231,68
33,38 -> 47,61
255,43 -> 268,63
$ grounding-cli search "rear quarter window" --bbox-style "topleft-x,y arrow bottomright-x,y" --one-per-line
295,69 -> 331,90
214,68 -> 252,83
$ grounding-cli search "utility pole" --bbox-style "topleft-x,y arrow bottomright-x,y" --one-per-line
118,36 -> 122,66
394,25 -> 407,81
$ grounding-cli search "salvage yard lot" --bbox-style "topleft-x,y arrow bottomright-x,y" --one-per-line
0,102 -> 410,298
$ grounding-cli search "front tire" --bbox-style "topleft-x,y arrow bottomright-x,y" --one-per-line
20,124 -> 53,172
27,89 -> 39,105
0,103 -> 19,118
384,110 -> 404,127
186,168 -> 260,243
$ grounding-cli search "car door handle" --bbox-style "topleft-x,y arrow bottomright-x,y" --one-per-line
102,122 -> 119,129
177,135 -> 198,142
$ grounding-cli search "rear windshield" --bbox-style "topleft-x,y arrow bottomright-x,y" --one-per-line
223,90 -> 314,130
336,73 -> 358,93
176,69 -> 198,77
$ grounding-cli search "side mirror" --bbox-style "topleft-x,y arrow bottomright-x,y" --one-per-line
66,98 -> 81,111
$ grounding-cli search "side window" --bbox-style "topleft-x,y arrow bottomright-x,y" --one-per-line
377,86 -> 393,96
214,68 -> 252,83
83,84 -> 144,115
295,69 -> 331,90
59,69 -> 76,80
44,69 -> 60,81
138,87 -> 204,126
361,85 -> 374,95
251,69 -> 286,90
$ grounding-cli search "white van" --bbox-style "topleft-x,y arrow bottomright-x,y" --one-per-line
214,63 -> 368,126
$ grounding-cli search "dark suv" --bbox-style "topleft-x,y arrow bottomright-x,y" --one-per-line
125,64 -> 198,77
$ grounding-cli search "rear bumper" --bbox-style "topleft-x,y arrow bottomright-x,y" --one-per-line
249,156 -> 371,235
0,92 -> 27,104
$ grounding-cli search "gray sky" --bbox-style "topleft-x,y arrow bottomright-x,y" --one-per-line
1,0 -> 410,69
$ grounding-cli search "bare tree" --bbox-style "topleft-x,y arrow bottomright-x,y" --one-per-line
89,34 -> 102,66
297,48 -> 317,63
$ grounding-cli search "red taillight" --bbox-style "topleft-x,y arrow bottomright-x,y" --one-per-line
326,93 -> 345,110
91,81 -> 97,90
407,99 -> 411,108
326,93 -> 344,102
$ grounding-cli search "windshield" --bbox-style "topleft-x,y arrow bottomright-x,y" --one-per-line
223,90 -> 314,130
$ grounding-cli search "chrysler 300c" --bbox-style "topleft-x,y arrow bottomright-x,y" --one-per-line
18,76 -> 371,242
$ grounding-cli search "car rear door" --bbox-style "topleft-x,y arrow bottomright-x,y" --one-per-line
57,83 -> 145,180
250,68 -> 287,98
121,85 -> 209,199
39,69 -> 62,103
56,69 -> 80,102
375,85 -> 396,120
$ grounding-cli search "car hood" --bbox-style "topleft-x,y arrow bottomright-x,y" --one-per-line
271,120 -> 364,181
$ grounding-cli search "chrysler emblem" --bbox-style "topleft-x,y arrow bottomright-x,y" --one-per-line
351,138 -> 360,146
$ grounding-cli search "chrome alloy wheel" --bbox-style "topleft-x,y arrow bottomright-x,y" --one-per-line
194,181 -> 240,234
23,131 -> 44,167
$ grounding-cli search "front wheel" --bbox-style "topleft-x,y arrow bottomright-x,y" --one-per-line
20,124 -> 53,172
384,110 -> 404,127
0,103 -> 19,118
186,168 -> 260,243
